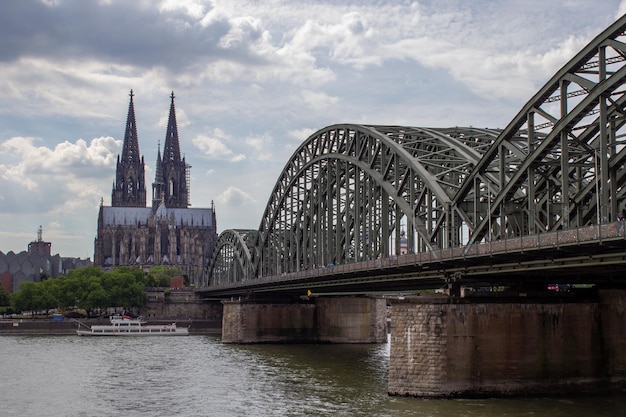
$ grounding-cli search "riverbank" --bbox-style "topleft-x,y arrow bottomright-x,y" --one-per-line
0,318 -> 222,336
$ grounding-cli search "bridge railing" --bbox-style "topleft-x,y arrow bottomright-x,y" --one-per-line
209,222 -> 625,290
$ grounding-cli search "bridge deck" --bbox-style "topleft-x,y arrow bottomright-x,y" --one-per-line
201,222 -> 626,298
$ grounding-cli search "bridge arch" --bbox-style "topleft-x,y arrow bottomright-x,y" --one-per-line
207,229 -> 257,286
207,15 -> 626,286
255,124 -> 512,279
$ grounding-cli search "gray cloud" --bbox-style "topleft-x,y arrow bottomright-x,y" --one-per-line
0,1 -> 240,70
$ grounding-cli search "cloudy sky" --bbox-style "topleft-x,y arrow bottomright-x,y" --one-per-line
1,0 -> 625,259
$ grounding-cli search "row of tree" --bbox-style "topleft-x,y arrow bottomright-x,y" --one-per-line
0,265 -> 185,316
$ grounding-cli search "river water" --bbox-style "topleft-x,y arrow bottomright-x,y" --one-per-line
0,335 -> 623,417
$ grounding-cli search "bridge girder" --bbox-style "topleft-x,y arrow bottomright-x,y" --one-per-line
207,15 -> 626,288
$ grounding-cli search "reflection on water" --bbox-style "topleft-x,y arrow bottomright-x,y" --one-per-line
0,335 -> 623,416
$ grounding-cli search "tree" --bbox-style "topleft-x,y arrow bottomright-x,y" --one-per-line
102,267 -> 147,310
148,265 -> 183,287
11,282 -> 39,314
38,279 -> 60,311
60,267 -> 106,308
80,276 -> 108,312
9,266 -> 151,315
0,286 -> 9,307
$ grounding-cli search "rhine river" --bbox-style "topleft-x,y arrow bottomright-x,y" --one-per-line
0,335 -> 624,417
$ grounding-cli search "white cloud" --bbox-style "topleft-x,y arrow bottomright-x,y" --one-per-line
287,128 -> 315,143
219,16 -> 266,49
379,27 -> 594,100
286,12 -> 380,69
217,185 -> 255,206
245,133 -> 274,161
301,90 -> 340,113
0,136 -> 120,191
158,0 -> 208,20
192,129 -> 246,162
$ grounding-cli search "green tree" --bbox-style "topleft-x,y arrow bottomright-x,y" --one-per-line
9,266 -> 150,315
12,281 -> 57,314
102,267 -> 147,310
0,286 -> 10,307
38,279 -> 60,311
49,276 -> 72,308
148,265 -> 183,287
79,276 -> 109,311
60,267 -> 107,308
11,282 -> 39,314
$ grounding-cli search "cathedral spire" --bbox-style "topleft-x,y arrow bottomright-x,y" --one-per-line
163,91 -> 181,163
158,91 -> 189,208
112,90 -> 147,207
152,140 -> 165,210
155,140 -> 163,183
121,89 -> 140,164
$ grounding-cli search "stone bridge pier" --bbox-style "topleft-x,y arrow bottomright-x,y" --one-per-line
221,296 -> 387,344
388,290 -> 626,397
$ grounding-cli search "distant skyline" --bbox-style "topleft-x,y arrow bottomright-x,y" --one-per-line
1,1 -> 625,258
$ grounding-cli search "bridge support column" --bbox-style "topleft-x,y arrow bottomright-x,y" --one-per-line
222,296 -> 387,344
315,297 -> 387,343
388,290 -> 626,397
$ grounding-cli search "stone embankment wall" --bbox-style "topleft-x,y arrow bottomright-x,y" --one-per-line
0,319 -> 80,335
0,318 -> 220,335
388,290 -> 626,397
141,289 -> 223,322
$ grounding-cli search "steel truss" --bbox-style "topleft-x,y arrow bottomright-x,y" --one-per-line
207,15 -> 626,287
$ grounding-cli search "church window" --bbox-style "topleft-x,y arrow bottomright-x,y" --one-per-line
169,178 -> 177,197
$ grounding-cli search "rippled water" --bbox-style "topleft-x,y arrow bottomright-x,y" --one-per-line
0,335 -> 623,416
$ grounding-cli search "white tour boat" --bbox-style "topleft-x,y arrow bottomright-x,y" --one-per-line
76,315 -> 189,336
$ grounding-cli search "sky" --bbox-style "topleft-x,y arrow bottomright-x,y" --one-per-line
1,0 -> 625,259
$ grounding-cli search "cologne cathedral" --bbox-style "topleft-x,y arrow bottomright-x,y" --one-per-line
94,91 -> 217,284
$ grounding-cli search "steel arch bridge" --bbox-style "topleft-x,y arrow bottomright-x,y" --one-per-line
206,15 -> 626,289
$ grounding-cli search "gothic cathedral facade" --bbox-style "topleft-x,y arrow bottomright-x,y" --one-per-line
94,91 -> 218,285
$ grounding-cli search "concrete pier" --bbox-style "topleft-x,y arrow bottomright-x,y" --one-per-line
388,290 -> 626,397
222,296 -> 387,344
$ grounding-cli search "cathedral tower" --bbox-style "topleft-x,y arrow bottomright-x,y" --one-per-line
152,91 -> 189,209
112,90 -> 147,207
95,90 -> 217,284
